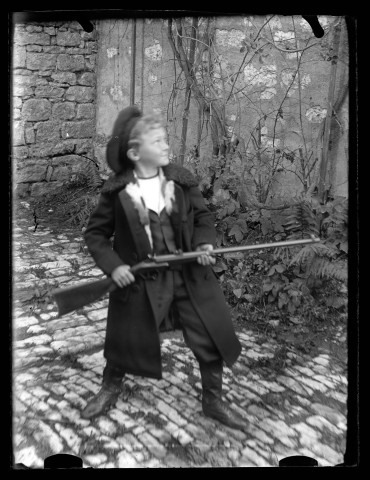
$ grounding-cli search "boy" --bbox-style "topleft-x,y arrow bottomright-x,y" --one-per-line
82,106 -> 247,430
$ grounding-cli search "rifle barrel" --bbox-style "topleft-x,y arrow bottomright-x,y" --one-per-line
151,236 -> 320,263
213,236 -> 320,255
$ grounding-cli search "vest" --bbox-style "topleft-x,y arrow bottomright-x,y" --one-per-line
149,209 -> 177,254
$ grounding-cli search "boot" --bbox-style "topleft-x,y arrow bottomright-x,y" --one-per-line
199,359 -> 248,431
81,382 -> 121,419
81,364 -> 124,420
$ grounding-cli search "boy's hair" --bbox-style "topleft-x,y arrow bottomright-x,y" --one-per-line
128,113 -> 164,150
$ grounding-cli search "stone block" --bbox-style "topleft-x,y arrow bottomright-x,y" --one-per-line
12,46 -> 27,68
35,121 -> 61,143
15,183 -> 31,198
12,121 -> 25,146
16,161 -> 48,183
51,72 -> 77,85
53,140 -> 77,155
35,77 -> 49,86
42,46 -> 64,54
12,97 -> 22,109
25,127 -> 35,144
12,108 -> 20,120
26,53 -> 57,71
12,84 -> 33,97
28,143 -> 55,158
22,99 -> 51,121
57,54 -> 85,71
56,31 -> 82,47
77,72 -> 95,86
16,32 -> 51,46
74,139 -> 93,154
44,27 -> 56,35
65,86 -> 95,102
12,146 -> 29,159
28,140 -> 75,158
13,74 -> 37,89
26,45 -> 43,52
61,120 -> 95,139
52,102 -> 76,120
45,165 -> 53,182
76,104 -> 95,119
25,25 -> 43,33
85,41 -> 98,53
80,30 -> 97,41
85,56 -> 96,71
34,85 -> 65,98
65,47 -> 86,54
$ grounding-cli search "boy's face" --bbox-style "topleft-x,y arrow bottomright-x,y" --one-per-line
136,127 -> 169,169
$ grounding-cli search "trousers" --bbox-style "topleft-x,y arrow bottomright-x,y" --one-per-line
103,269 -> 222,385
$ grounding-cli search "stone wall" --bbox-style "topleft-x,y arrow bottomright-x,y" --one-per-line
12,21 -> 98,197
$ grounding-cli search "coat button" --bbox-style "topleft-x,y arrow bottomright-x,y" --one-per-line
132,284 -> 140,292
132,253 -> 138,261
204,272 -> 211,280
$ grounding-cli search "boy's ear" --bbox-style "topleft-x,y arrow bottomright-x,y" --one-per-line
127,148 -> 139,162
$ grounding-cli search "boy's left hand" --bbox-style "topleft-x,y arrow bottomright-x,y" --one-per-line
196,244 -> 216,266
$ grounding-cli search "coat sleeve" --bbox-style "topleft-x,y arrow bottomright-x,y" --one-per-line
188,186 -> 217,248
84,192 -> 125,275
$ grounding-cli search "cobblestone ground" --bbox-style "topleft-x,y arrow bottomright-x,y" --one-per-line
12,203 -> 348,468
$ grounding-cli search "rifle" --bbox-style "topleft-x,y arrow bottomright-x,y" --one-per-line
52,236 -> 320,317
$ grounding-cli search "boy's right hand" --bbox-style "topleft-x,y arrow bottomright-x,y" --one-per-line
111,265 -> 136,288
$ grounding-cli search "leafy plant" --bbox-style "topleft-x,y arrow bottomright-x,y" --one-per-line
30,165 -> 102,230
285,196 -> 348,283
256,195 -> 348,314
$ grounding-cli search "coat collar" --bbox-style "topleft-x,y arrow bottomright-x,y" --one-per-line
115,167 -> 188,257
101,163 -> 198,194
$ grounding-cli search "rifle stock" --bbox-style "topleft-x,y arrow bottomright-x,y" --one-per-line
52,236 -> 320,317
53,276 -> 116,318
52,261 -> 170,317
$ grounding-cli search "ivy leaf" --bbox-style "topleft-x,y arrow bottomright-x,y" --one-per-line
275,264 -> 286,273
229,225 -> 243,242
301,285 -> 310,295
278,296 -> 285,310
292,296 -> 301,307
287,302 -> 296,314
213,262 -> 227,273
325,296 -> 346,308
233,288 -> 243,298
267,266 -> 276,276
227,203 -> 236,215
263,282 -> 273,292
268,294 -> 275,303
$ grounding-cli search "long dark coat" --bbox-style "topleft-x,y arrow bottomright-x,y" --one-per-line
84,164 -> 241,379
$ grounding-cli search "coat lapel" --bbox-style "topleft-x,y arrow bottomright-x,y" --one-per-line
169,183 -> 185,251
114,167 -> 190,256
118,189 -> 152,259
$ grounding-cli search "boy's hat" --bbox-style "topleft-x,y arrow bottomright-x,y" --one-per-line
106,105 -> 143,173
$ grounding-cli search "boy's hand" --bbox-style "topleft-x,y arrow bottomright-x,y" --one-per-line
111,265 -> 136,287
196,244 -> 216,266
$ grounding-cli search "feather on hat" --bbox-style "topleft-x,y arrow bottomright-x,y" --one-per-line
106,106 -> 143,173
